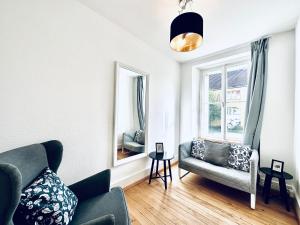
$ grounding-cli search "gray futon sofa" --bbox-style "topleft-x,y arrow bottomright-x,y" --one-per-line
178,141 -> 259,209
0,140 -> 131,225
122,131 -> 144,153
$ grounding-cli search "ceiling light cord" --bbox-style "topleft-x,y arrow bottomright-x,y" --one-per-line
178,0 -> 194,14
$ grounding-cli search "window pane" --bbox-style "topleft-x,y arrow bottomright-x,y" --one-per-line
209,103 -> 221,136
209,73 -> 222,90
226,102 -> 246,140
208,71 -> 222,137
227,69 -> 248,88
226,65 -> 248,140
226,67 -> 248,101
209,73 -> 222,103
202,72 -> 222,138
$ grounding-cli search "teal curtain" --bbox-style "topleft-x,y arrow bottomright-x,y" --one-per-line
137,76 -> 145,130
243,38 -> 269,150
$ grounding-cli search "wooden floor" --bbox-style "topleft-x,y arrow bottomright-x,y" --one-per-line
117,149 -> 140,160
125,165 -> 298,225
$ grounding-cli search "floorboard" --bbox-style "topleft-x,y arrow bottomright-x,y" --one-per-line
124,165 -> 298,225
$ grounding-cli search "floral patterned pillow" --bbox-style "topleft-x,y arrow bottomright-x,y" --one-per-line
15,167 -> 78,225
134,130 -> 145,145
191,139 -> 206,160
227,144 -> 253,172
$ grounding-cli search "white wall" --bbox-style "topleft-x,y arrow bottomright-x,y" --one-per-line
0,0 -> 180,186
294,17 -> 300,214
260,31 -> 295,180
180,30 -> 295,181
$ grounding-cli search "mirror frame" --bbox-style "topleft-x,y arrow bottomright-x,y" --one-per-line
113,62 -> 149,167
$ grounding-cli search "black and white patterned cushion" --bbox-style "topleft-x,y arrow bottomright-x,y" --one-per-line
134,130 -> 145,145
191,139 -> 205,160
15,167 -> 78,225
227,144 -> 253,172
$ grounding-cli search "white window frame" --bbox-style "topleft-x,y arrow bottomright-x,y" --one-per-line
199,60 -> 250,142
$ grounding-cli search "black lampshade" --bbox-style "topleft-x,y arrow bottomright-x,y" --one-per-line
170,12 -> 203,52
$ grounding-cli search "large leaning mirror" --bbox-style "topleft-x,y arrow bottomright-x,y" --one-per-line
113,62 -> 149,166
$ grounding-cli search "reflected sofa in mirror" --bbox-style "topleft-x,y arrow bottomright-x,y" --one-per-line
113,62 -> 149,166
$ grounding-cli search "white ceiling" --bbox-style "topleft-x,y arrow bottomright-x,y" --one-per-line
79,0 -> 300,62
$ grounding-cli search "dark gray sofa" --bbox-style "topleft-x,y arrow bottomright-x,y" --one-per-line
0,140 -> 130,225
178,141 -> 259,209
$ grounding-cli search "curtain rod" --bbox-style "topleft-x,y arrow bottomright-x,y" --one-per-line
238,26 -> 296,47
248,34 -> 272,44
184,28 -> 294,64
187,36 -> 271,64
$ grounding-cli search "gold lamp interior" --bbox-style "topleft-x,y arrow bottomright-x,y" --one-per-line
170,32 -> 203,52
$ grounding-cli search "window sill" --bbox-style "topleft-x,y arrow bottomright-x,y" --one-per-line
197,136 -> 242,144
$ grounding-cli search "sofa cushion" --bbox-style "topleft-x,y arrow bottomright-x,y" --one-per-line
70,187 -> 130,225
124,141 -> 144,153
134,130 -> 145,145
203,140 -> 230,167
228,144 -> 252,172
15,167 -> 78,225
191,139 -> 205,160
124,142 -> 143,148
180,157 -> 251,193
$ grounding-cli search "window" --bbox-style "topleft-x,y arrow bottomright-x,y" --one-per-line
200,62 -> 249,141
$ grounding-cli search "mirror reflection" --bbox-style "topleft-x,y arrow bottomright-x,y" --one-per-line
115,65 -> 147,164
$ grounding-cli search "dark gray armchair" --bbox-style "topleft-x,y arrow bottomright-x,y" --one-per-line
0,140 -> 130,225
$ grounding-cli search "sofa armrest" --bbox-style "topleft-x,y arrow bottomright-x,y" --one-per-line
80,215 -> 115,225
68,169 -> 110,202
0,163 -> 22,225
179,142 -> 192,163
249,149 -> 259,194
123,133 -> 134,144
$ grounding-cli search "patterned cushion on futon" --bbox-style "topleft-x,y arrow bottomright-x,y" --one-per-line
227,144 -> 253,172
134,130 -> 145,145
15,167 -> 78,225
191,139 -> 206,160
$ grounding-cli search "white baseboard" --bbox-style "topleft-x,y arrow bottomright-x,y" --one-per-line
292,185 -> 300,223
111,168 -> 150,188
111,157 -> 178,189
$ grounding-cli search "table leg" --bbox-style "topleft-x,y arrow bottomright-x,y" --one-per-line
163,160 -> 167,190
262,185 -> 265,197
149,159 -> 154,184
168,160 -> 172,181
279,178 -> 290,211
156,160 -> 159,176
264,175 -> 272,204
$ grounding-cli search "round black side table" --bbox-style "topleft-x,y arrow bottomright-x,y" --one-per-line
148,152 -> 174,190
260,167 -> 293,211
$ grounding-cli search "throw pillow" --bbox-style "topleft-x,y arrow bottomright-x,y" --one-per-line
191,139 -> 205,160
134,130 -> 145,145
228,144 -> 252,172
15,167 -> 78,225
203,140 -> 230,167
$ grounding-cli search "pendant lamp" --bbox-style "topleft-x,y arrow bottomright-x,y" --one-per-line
170,0 -> 203,52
